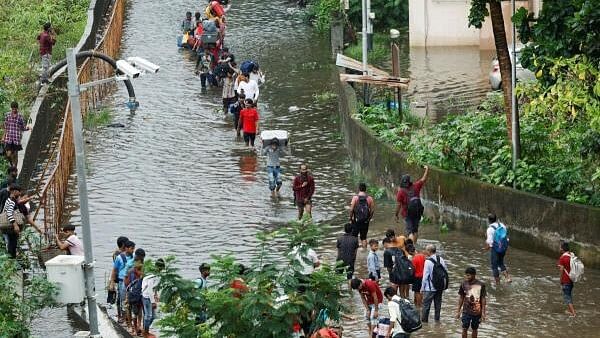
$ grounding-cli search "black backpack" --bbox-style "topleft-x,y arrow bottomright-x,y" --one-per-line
405,186 -> 424,219
427,256 -> 449,291
353,195 -> 370,223
391,249 -> 415,285
126,272 -> 143,304
393,298 -> 422,333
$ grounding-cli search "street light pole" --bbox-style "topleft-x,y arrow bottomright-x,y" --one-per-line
361,0 -> 369,105
66,48 -> 100,336
511,0 -> 520,188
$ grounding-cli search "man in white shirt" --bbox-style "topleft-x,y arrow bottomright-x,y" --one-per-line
420,244 -> 448,322
384,286 -> 410,338
141,258 -> 165,338
54,225 -> 84,255
485,213 -> 512,285
236,77 -> 260,103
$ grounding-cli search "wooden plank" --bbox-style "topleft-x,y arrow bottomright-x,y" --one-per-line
339,74 -> 410,89
336,53 -> 390,77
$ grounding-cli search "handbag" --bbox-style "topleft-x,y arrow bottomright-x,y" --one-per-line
0,210 -> 26,232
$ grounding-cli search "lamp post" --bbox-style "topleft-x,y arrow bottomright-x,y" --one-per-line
511,0 -> 520,188
62,48 -> 158,336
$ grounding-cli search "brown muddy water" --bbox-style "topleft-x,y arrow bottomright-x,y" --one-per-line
31,0 -> 599,337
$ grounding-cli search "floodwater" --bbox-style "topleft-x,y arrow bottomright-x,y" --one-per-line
31,0 -> 600,337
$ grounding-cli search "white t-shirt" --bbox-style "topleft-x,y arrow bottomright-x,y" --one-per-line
388,295 -> 406,335
486,222 -> 506,247
292,245 -> 320,275
142,274 -> 159,302
237,79 -> 260,101
66,235 -> 84,256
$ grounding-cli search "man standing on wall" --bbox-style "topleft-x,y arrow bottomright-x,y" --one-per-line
292,163 -> 315,220
395,166 -> 428,243
37,22 -> 56,84
3,102 -> 31,167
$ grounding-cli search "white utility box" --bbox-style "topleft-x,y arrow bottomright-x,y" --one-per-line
46,255 -> 86,304
260,130 -> 289,147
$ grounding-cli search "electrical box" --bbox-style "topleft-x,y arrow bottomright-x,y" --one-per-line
46,255 -> 86,304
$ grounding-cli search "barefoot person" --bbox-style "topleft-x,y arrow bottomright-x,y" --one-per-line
292,163 -> 315,220
395,166 -> 428,243
3,102 -> 31,167
349,182 -> 375,248
456,267 -> 486,338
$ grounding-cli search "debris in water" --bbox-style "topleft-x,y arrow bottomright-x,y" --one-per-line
288,106 -> 300,112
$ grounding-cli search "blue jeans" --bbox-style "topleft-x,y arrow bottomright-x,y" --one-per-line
562,283 -> 574,305
142,297 -> 155,331
267,166 -> 282,191
490,250 -> 507,278
117,281 -> 126,317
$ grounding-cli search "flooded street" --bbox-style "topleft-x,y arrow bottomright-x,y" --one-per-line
31,0 -> 599,337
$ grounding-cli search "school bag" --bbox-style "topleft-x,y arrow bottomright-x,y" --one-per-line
392,298 -> 422,333
565,252 -> 585,283
201,32 -> 218,48
491,223 -> 509,254
372,317 -> 390,338
126,272 -> 143,304
240,60 -> 255,75
353,195 -> 370,223
405,187 -> 424,219
202,20 -> 218,33
391,249 -> 415,285
427,256 -> 449,291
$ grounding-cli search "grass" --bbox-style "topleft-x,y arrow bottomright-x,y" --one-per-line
344,33 -> 392,66
0,0 -> 89,183
84,107 -> 113,129
313,91 -> 337,104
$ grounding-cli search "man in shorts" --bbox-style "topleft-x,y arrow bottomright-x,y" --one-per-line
292,163 -> 315,220
238,99 -> 259,147
395,166 -> 429,243
456,267 -> 486,338
350,277 -> 383,337
3,102 -> 31,167
349,182 -> 375,248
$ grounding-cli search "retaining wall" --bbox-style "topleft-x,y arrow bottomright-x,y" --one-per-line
337,76 -> 600,267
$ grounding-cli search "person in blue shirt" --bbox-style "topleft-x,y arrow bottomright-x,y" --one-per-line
110,240 -> 135,322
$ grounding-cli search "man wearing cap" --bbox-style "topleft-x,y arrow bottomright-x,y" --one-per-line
395,166 -> 429,243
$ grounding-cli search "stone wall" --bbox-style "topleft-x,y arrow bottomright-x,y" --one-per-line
337,77 -> 600,267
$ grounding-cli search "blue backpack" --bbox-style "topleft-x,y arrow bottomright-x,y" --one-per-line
240,60 -> 255,75
491,223 -> 509,254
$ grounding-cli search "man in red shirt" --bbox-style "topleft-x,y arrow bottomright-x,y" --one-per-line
292,163 -> 315,220
557,241 -> 576,317
37,22 -> 56,84
409,243 -> 426,306
237,99 -> 259,147
395,165 -> 429,243
350,278 -> 383,337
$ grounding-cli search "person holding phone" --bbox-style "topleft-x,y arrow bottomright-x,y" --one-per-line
37,22 -> 56,84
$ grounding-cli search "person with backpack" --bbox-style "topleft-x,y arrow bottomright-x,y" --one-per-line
109,240 -> 135,323
395,166 -> 429,244
349,182 -> 375,248
485,213 -> 512,285
383,234 -> 414,299
350,278 -> 383,337
558,241 -> 581,317
125,262 -> 144,336
195,263 -> 211,290
383,286 -> 422,338
456,267 -> 486,338
141,258 -> 165,338
421,244 -> 448,323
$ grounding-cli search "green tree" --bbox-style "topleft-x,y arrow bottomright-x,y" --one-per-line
153,220 -> 347,337
513,0 -> 600,83
0,254 -> 57,337
469,0 -> 514,141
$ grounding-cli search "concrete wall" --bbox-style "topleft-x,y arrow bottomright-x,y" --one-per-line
337,76 -> 600,267
409,0 -> 480,46
409,0 -> 534,48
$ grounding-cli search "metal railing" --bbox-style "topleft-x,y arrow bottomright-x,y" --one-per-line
33,0 -> 126,238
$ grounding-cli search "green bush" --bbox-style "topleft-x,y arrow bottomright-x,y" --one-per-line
344,33 -> 391,66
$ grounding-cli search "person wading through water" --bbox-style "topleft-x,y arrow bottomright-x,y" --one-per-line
292,163 -> 315,220
349,182 -> 375,248
395,166 -> 428,244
